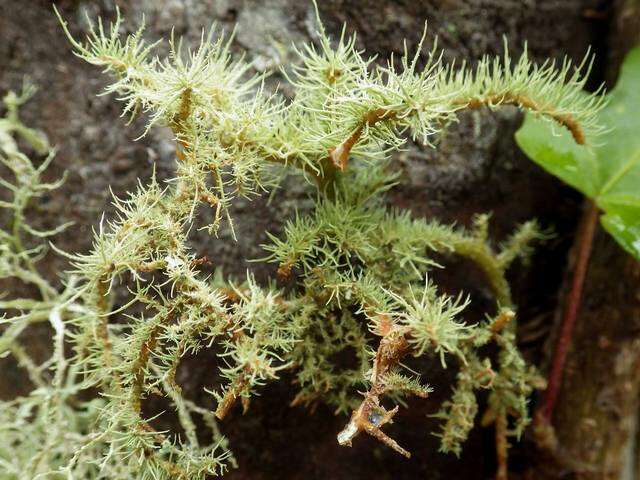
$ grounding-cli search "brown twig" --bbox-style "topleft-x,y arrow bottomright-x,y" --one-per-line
130,324 -> 162,414
337,324 -> 418,457
491,309 -> 516,336
460,94 -> 586,145
328,108 -> 397,173
326,93 -> 586,186
215,371 -> 249,420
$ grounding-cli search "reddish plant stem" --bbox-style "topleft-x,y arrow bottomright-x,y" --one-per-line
540,199 -> 599,421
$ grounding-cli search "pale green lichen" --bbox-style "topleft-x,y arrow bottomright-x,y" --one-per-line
0,4 -> 604,478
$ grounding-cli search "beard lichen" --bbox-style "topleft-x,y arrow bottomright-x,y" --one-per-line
0,4 -> 603,479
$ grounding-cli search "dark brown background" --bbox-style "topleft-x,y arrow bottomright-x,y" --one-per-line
0,0 -> 639,478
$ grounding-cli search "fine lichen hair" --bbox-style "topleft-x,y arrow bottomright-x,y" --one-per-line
0,4 -> 604,479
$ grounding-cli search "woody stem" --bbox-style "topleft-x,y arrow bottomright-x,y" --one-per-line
540,199 -> 599,421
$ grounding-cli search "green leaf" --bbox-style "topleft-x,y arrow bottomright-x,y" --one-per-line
515,47 -> 640,260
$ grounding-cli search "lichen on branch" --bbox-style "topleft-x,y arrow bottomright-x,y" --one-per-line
0,4 -> 601,479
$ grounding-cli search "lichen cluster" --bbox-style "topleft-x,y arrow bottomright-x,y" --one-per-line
0,4 -> 603,479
